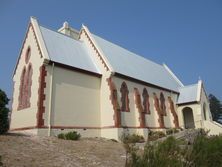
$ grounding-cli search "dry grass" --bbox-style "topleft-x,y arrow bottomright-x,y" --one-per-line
0,132 -> 125,167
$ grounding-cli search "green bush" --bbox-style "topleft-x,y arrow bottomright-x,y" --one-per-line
125,133 -> 222,167
128,136 -> 183,167
166,128 -> 179,135
121,133 -> 145,144
57,131 -> 81,141
0,89 -> 10,135
57,133 -> 65,139
184,135 -> 222,166
148,130 -> 166,141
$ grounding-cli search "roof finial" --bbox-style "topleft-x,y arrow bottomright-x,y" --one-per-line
63,21 -> 69,28
198,76 -> 201,81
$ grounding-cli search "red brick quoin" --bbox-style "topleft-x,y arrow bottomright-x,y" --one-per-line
36,65 -> 47,128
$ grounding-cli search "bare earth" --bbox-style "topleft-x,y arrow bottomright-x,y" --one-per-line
0,133 -> 125,167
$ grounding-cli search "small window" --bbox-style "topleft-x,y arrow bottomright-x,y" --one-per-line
160,92 -> 166,116
25,47 -> 31,64
142,88 -> 150,114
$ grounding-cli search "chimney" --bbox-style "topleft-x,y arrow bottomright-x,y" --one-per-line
58,21 -> 79,40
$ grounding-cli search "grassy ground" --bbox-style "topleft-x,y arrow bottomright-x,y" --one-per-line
0,133 -> 125,167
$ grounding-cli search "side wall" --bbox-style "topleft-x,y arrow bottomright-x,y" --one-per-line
42,65 -> 101,136
10,25 -> 44,130
113,76 -> 179,129
177,86 -> 212,129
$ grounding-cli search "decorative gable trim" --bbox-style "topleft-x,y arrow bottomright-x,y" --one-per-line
79,25 -> 114,72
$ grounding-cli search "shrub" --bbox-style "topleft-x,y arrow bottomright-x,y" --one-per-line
166,128 -> 179,135
121,133 -> 145,144
148,130 -> 166,141
0,155 -> 3,167
57,133 -> 65,139
125,133 -> 222,167
57,131 -> 81,141
184,135 -> 222,166
0,89 -> 10,135
127,136 -> 183,167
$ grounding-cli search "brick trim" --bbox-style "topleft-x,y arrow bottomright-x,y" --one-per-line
10,125 -> 170,131
168,97 -> 179,128
107,77 -> 121,127
80,29 -> 109,71
153,93 -> 165,128
134,88 -> 146,128
36,65 -> 47,128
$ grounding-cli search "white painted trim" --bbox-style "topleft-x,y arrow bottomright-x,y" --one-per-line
163,63 -> 184,87
81,25 -> 114,73
197,80 -> 202,102
30,16 -> 50,60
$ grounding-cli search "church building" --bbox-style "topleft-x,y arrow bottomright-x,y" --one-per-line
10,17 -> 222,140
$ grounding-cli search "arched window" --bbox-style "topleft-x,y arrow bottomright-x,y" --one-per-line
18,67 -> 26,110
203,103 -> 207,120
25,64 -> 33,107
160,92 -> 166,116
120,82 -> 130,112
25,47 -> 31,64
142,88 -> 150,114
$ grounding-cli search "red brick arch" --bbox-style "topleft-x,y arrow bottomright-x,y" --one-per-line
134,88 -> 145,128
153,93 -> 165,128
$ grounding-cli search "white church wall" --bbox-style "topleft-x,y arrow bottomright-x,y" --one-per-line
113,76 -> 178,129
50,66 -> 101,128
80,31 -> 115,127
10,25 -> 44,129
200,87 -> 212,121
177,104 -> 203,129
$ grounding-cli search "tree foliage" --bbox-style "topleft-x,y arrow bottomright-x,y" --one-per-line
0,89 -> 10,134
209,94 -> 222,121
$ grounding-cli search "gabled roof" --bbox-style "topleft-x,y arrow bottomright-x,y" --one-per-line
92,34 -> 182,92
39,26 -> 101,75
177,84 -> 199,104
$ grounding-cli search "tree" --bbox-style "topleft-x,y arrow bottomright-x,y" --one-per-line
0,89 -> 10,134
209,94 -> 222,121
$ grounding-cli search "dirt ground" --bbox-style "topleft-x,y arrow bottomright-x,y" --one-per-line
0,133 -> 125,167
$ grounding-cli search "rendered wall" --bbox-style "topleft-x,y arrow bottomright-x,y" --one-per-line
112,76 -> 179,129
10,25 -> 44,129
48,66 -> 101,130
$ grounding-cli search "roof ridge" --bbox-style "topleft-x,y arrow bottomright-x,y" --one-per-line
39,25 -> 81,42
179,83 -> 198,89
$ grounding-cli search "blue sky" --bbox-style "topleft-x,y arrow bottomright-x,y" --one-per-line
0,0 -> 222,101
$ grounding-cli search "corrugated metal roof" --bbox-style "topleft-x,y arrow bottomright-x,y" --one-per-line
92,34 -> 181,92
39,26 -> 101,74
177,84 -> 198,104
